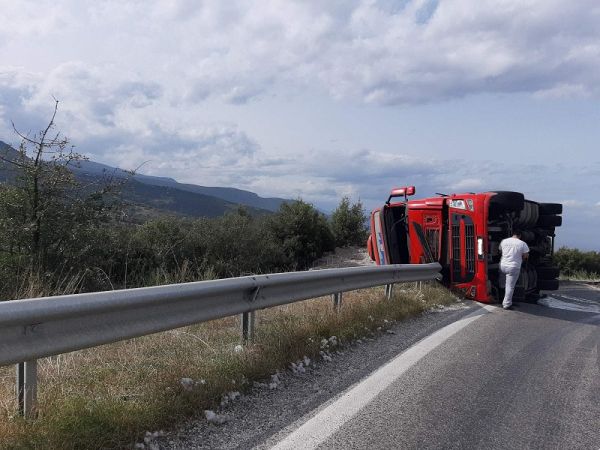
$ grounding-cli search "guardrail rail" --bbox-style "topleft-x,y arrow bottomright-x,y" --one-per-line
0,263 -> 441,418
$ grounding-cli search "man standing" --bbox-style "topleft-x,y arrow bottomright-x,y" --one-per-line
499,229 -> 530,310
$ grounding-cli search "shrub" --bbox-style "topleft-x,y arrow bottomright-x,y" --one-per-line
554,247 -> 600,278
330,197 -> 368,247
268,200 -> 335,269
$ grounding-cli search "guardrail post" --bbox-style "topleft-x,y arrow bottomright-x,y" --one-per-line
332,292 -> 342,311
241,311 -> 256,343
385,284 -> 394,300
16,360 -> 38,418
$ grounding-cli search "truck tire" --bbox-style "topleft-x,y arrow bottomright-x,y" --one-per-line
529,267 -> 538,290
538,279 -> 559,290
517,269 -> 528,289
537,215 -> 562,227
529,202 -> 540,227
512,286 -> 526,301
526,201 -> 539,227
515,202 -> 530,227
536,266 -> 560,279
520,230 -> 536,243
538,203 -> 562,215
534,227 -> 555,237
517,268 -> 537,291
489,191 -> 525,217
515,201 -> 539,228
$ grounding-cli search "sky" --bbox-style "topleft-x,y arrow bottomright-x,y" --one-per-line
0,0 -> 599,249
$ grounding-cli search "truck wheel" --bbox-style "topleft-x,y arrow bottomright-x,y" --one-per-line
533,227 -> 555,237
528,202 -> 540,227
521,293 -> 539,304
529,267 -> 538,290
537,215 -> 562,227
512,286 -> 526,301
536,266 -> 560,279
515,202 -> 530,227
538,203 -> 563,215
515,201 -> 539,228
520,230 -> 536,243
538,279 -> 559,290
489,191 -> 525,217
517,269 -> 527,288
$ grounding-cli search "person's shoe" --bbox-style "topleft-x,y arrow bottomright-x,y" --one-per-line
503,305 -> 513,310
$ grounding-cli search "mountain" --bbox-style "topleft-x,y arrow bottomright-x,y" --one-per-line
73,159 -> 287,212
0,140 -> 289,218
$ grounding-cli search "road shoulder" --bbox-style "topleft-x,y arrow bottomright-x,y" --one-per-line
158,301 -> 479,449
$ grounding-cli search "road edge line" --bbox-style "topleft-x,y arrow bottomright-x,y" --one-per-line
268,306 -> 490,450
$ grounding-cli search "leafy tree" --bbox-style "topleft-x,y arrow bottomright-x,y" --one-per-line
269,200 -> 334,269
330,196 -> 368,247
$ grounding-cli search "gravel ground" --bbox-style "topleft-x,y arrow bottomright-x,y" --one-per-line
311,247 -> 375,269
151,300 -> 476,450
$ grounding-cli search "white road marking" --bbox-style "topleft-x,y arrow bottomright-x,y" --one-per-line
268,307 -> 490,450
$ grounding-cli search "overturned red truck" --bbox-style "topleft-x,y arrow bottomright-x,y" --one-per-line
367,186 -> 562,303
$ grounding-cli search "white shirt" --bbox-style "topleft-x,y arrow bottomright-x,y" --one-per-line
499,237 -> 529,269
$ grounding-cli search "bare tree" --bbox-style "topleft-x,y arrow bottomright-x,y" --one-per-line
0,100 -> 127,271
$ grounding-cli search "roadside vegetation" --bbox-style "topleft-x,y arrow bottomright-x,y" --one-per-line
0,106 -> 369,300
0,283 -> 457,449
0,104 -> 393,449
554,247 -> 600,281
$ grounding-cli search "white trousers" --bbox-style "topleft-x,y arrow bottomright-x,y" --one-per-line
500,264 -> 521,308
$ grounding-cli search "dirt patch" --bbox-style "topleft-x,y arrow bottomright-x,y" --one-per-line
311,246 -> 375,269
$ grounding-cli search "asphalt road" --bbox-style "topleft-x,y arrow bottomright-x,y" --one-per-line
271,284 -> 600,450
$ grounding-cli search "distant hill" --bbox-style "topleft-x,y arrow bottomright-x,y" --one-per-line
0,141 -> 20,182
0,140 -> 289,219
73,159 -> 287,212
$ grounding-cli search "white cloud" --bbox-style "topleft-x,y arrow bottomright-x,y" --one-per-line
0,0 -> 598,235
449,178 -> 485,191
2,0 -> 600,107
562,200 -> 585,208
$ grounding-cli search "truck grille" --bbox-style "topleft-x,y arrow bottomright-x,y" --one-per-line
465,224 -> 475,274
452,224 -> 461,278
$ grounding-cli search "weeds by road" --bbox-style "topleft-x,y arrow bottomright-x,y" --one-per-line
0,283 -> 456,450
559,269 -> 600,282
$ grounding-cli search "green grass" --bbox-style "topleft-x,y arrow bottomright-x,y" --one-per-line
0,283 -> 458,450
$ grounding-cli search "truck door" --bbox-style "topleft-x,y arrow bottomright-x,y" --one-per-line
370,208 -> 388,265
369,204 -> 411,265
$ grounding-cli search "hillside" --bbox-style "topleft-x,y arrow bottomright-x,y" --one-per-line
74,159 -> 287,212
0,140 -> 286,219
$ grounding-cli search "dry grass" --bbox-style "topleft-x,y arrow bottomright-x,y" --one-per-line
560,269 -> 600,282
0,282 -> 457,450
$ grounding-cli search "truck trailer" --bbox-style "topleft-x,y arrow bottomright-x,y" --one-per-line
367,187 -> 563,303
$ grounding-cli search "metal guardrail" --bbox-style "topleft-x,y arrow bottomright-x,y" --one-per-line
0,263 -> 441,417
